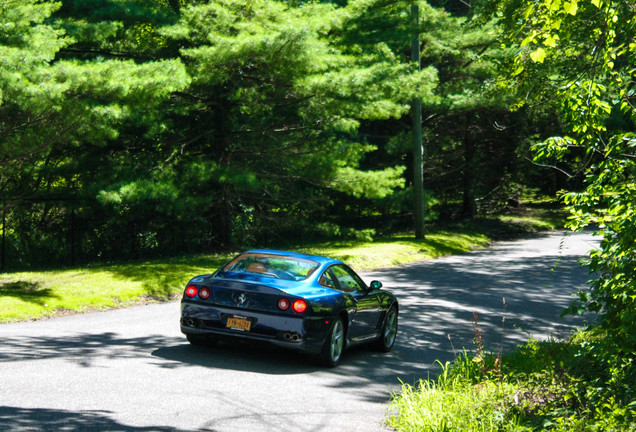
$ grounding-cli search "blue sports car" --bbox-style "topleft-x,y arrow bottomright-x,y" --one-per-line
180,250 -> 399,366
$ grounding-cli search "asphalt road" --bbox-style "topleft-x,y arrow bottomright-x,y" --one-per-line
0,230 -> 599,432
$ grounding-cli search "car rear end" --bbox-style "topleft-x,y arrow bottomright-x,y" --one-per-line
180,276 -> 332,354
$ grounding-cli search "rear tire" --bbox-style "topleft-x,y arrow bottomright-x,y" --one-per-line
319,318 -> 345,367
375,306 -> 398,352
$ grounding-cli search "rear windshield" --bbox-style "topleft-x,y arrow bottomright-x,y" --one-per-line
220,253 -> 320,281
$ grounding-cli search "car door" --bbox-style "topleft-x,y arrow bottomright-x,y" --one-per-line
328,265 -> 382,342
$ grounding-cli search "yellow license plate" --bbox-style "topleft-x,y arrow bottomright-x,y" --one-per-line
226,317 -> 251,331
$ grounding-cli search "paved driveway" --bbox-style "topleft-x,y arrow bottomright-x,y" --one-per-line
0,230 -> 598,431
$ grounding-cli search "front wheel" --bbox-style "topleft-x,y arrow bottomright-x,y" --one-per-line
375,307 -> 398,352
319,318 -> 345,367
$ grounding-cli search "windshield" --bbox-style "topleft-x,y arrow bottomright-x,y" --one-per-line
220,253 -> 320,281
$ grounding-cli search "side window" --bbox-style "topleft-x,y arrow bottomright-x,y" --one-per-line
319,270 -> 336,289
330,265 -> 365,293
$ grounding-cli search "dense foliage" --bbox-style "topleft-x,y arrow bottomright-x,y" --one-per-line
390,332 -> 635,431
479,0 -> 635,392
387,0 -> 635,430
1,0 -> 190,266
1,0 -> 559,269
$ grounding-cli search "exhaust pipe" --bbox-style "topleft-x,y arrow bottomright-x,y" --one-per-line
182,317 -> 199,328
283,332 -> 302,342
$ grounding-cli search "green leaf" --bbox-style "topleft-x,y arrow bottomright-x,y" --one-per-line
530,47 -> 547,63
563,0 -> 578,15
544,34 -> 558,47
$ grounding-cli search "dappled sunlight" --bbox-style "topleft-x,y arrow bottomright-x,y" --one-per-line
298,229 -> 490,271
354,230 -> 599,386
0,280 -> 57,306
0,332 -> 184,368
0,327 -> 321,374
0,256 -> 231,322
0,407 -> 192,432
0,231 -> 599,420
105,256 -> 229,297
0,280 -> 61,322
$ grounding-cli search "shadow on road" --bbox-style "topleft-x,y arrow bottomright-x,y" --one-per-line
152,340 -> 321,374
0,332 -> 176,367
0,406 -> 210,432
0,231 -> 599,410
357,231 -> 597,385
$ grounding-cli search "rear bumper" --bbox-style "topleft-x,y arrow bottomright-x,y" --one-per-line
180,301 -> 331,354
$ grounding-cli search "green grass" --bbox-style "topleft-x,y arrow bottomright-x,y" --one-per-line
0,208 -> 563,323
0,255 -> 229,323
387,333 -> 636,432
298,230 -> 490,271
0,227 -> 490,323
389,360 -> 523,432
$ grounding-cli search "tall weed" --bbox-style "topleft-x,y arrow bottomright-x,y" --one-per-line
388,360 -> 525,432
389,322 -> 635,431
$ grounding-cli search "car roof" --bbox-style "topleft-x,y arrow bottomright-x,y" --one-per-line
243,249 -> 342,266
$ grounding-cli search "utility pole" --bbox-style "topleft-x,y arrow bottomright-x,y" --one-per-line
1,203 -> 5,271
411,4 -> 425,239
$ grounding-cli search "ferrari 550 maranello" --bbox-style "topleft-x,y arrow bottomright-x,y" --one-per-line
180,250 -> 399,366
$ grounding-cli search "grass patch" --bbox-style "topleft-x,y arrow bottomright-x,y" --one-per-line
0,255 -> 229,323
464,208 -> 567,241
389,359 -> 523,432
388,331 -> 636,432
0,226 -> 489,323
298,230 -> 490,271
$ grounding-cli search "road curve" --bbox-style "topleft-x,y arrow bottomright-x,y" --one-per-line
0,230 -> 598,431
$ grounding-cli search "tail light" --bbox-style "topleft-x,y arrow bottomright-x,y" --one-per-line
199,287 -> 211,300
277,298 -> 290,310
292,299 -> 307,313
185,285 -> 198,298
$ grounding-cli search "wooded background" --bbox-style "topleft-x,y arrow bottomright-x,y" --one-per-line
1,0 -> 632,275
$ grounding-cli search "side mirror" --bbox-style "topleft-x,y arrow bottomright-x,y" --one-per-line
370,280 -> 383,290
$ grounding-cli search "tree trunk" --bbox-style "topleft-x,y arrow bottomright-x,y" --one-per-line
461,118 -> 477,218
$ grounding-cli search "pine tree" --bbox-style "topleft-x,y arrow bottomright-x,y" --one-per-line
0,0 -> 189,266
149,0 -> 436,247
